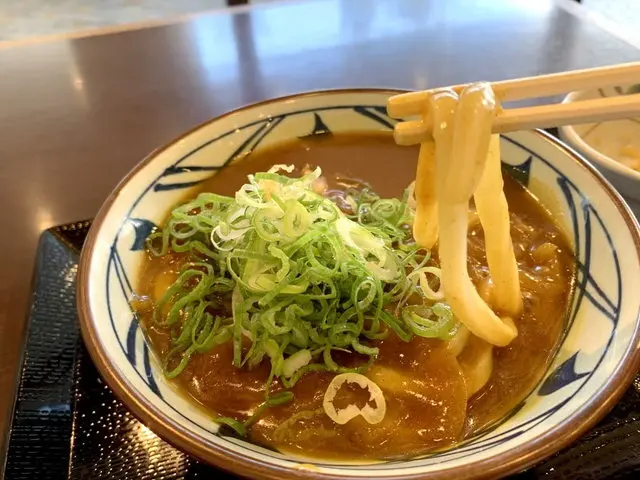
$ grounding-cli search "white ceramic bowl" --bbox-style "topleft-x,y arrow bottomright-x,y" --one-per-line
78,89 -> 640,479
559,86 -> 640,214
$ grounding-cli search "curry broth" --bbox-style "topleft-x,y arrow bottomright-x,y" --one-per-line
136,132 -> 574,460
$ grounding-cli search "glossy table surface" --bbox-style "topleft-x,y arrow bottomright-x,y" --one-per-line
1,0 -> 639,462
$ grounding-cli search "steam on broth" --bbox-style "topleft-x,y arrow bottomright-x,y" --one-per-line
133,87 -> 574,460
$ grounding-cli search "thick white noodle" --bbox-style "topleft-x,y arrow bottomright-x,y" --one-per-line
458,335 -> 494,398
473,135 -> 523,315
412,135 -> 438,248
432,84 -> 517,347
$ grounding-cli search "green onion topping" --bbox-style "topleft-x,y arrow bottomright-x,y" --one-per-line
142,165 -> 458,432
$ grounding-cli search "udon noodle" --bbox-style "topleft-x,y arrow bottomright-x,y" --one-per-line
133,85 -> 574,460
407,83 -> 521,398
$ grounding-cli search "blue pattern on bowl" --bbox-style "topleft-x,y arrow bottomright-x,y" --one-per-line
80,91 -> 640,477
113,104 -> 619,458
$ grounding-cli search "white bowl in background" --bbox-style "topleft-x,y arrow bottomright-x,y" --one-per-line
559,86 -> 640,213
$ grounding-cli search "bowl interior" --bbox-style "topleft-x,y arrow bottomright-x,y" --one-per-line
78,90 -> 640,479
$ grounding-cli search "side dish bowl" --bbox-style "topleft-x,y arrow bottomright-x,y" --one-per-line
559,86 -> 640,212
77,89 -> 640,479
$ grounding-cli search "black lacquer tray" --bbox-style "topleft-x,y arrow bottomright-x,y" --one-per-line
3,221 -> 640,479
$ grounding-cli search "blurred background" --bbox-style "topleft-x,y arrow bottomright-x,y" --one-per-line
0,0 -> 637,43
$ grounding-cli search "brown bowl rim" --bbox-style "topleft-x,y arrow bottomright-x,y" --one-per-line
77,88 -> 640,480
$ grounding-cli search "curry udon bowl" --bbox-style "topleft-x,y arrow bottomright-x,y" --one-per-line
77,89 -> 640,479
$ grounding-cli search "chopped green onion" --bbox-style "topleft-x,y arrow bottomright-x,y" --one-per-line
402,303 -> 457,339
245,391 -> 295,428
215,416 -> 247,437
144,167 -> 457,426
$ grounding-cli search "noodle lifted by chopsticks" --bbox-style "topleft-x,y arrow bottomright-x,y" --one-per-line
404,83 -> 522,346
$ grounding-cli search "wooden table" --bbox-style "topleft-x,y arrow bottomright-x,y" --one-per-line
1,0 -> 638,462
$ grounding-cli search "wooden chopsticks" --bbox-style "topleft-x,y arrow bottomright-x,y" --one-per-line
388,62 -> 640,146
